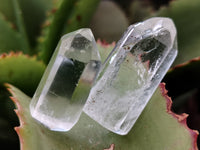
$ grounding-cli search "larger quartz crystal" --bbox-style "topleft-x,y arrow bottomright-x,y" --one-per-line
83,17 -> 178,135
30,29 -> 101,131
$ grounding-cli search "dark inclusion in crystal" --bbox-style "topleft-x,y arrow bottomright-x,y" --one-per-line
131,36 -> 166,70
49,59 -> 85,99
71,34 -> 91,50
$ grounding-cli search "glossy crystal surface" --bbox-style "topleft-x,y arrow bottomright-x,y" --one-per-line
30,29 -> 101,131
83,17 -> 178,135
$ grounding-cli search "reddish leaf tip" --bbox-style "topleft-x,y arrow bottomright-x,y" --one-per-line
42,20 -> 51,28
5,83 -> 14,94
51,8 -> 57,14
169,56 -> 200,72
7,86 -> 26,150
10,96 -> 24,124
14,126 -> 25,150
159,83 -> 199,150
0,51 -> 33,59
0,52 -> 45,66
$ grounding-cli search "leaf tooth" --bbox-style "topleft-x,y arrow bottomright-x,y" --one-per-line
0,12 -> 17,30
10,95 -> 25,127
6,84 -> 28,150
0,51 -> 38,61
169,56 -> 200,72
50,8 -> 57,14
0,51 -> 46,69
41,20 -> 51,28
0,53 -> 7,58
159,83 -> 199,150
6,84 -> 27,128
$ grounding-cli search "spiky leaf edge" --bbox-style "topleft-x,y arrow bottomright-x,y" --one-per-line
159,83 -> 198,150
6,83 -> 199,150
0,52 -> 45,95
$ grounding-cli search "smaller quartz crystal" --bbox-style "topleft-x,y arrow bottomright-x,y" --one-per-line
83,17 -> 178,135
30,29 -> 101,131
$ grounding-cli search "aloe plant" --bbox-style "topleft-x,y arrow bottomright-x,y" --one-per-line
0,0 -> 200,149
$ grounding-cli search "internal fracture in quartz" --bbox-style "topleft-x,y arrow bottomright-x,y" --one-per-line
83,17 -> 178,135
30,29 -> 101,131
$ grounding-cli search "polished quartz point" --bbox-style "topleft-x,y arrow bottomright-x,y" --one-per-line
83,17 -> 178,135
30,29 -> 101,131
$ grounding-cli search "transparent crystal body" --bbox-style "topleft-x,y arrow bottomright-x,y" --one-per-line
30,29 -> 101,131
83,17 -> 178,135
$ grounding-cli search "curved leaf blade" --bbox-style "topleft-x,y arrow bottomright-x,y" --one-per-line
0,13 -> 24,53
0,52 -> 45,96
38,0 -> 100,64
17,0 -> 53,48
7,83 -> 198,150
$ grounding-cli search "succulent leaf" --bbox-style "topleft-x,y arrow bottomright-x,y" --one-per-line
0,0 -> 53,51
0,13 -> 25,53
64,0 -> 100,33
0,52 -> 45,96
12,0 -> 30,53
17,0 -> 54,48
163,58 -> 200,140
0,52 -> 46,149
7,83 -> 198,150
97,40 -> 116,62
0,0 -> 15,23
6,43 -> 198,150
38,0 -> 100,64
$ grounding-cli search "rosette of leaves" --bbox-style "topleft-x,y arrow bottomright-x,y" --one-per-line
0,0 -> 200,149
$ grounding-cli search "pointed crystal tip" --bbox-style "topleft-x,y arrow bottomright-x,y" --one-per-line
60,28 -> 101,63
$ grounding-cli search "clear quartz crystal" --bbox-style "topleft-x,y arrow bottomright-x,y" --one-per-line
83,17 -> 178,135
30,29 -> 101,131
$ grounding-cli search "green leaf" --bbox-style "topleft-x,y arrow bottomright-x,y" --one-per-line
0,52 -> 45,96
12,0 -> 31,53
154,0 -> 200,65
64,0 -> 100,33
7,83 -> 198,150
38,0 -> 80,64
6,40 -> 198,150
0,0 -> 15,23
97,40 -> 116,63
38,0 -> 100,64
17,0 -> 53,48
163,57 -> 200,116
0,13 -> 24,53
0,0 -> 52,50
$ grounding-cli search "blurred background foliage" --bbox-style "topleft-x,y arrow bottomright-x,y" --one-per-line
0,0 -> 200,149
